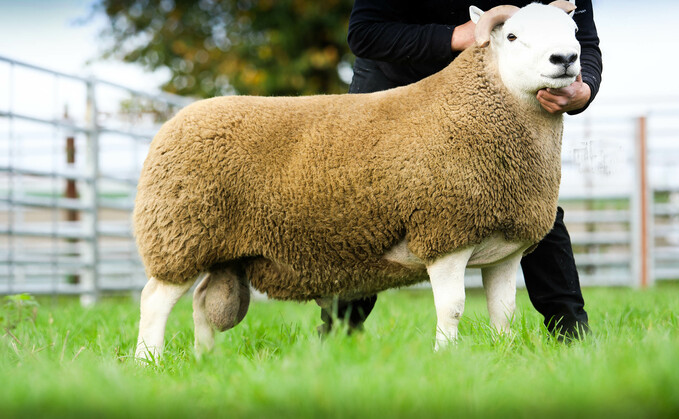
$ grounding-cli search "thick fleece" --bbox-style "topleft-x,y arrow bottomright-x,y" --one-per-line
133,46 -> 563,301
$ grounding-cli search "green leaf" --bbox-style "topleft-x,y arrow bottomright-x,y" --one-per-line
95,0 -> 354,97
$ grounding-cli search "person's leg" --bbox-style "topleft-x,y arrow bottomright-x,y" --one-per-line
318,295 -> 378,334
318,58 -> 397,334
521,207 -> 590,340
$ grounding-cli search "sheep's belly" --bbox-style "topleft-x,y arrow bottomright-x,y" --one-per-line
383,232 -> 532,269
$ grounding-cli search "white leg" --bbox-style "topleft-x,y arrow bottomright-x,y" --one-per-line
135,276 -> 196,363
192,273 -> 215,357
481,253 -> 521,334
427,247 -> 474,351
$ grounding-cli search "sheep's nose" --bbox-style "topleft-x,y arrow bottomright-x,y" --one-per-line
549,53 -> 578,66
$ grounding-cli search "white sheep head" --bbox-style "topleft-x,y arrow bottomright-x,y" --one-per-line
470,1 -> 580,107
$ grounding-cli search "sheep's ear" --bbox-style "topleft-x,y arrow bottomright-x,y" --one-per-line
473,5 -> 519,48
469,6 -> 484,24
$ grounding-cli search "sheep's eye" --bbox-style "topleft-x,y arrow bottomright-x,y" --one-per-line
507,33 -> 517,41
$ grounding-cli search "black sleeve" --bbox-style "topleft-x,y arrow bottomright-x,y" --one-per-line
347,0 -> 455,64
568,0 -> 603,115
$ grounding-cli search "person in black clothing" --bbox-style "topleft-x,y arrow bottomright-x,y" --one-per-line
319,0 -> 602,340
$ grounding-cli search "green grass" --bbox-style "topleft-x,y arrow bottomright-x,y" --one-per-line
2,283 -> 679,418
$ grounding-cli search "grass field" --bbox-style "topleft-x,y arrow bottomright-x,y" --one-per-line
2,282 -> 679,418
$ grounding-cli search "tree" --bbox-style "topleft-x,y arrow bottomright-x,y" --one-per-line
95,0 -> 354,97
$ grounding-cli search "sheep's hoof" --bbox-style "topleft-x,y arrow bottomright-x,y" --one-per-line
205,266 -> 250,332
194,340 -> 213,359
434,333 -> 458,352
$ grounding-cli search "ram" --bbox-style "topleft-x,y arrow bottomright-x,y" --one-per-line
134,1 -> 580,361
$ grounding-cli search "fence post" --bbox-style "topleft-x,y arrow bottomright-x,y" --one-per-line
63,106 -> 80,285
80,79 -> 100,305
631,116 -> 654,288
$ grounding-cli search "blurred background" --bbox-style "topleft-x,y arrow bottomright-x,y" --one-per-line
0,0 -> 677,301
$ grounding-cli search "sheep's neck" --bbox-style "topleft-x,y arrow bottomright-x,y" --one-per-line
430,46 -> 562,138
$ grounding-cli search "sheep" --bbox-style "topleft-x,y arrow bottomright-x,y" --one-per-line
134,1 -> 580,361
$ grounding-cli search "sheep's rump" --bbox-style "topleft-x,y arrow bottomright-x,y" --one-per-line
133,47 -> 563,301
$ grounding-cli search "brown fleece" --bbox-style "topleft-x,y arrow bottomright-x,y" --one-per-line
133,46 -> 563,301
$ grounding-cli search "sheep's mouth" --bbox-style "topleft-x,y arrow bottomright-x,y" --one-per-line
541,71 -> 577,80
539,72 -> 577,89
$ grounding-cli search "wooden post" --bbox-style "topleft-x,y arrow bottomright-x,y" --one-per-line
632,116 -> 653,288
65,138 -> 78,219
64,106 -> 80,284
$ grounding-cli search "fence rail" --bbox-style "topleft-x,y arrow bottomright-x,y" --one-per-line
1,55 -> 678,300
0,55 -> 190,303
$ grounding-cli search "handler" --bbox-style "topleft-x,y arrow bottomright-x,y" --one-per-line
319,0 -> 603,341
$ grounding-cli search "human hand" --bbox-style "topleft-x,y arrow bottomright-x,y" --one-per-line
451,20 -> 476,51
536,74 -> 592,114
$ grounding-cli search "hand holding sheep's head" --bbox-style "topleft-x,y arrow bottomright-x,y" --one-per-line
470,1 -> 581,105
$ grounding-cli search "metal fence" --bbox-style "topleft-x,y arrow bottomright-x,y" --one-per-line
1,55 -> 678,300
0,56 -> 191,303
558,106 -> 679,287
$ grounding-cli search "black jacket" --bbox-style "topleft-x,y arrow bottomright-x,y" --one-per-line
347,0 -> 602,114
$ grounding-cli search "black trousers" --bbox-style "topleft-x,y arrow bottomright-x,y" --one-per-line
320,58 -> 589,337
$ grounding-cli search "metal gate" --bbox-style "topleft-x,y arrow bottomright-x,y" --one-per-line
0,56 -> 190,302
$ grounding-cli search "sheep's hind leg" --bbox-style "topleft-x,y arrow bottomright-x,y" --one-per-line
481,253 -> 521,335
192,273 -> 215,357
135,276 -> 196,363
427,247 -> 474,351
193,264 -> 251,357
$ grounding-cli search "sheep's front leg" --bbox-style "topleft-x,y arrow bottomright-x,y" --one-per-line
481,253 -> 521,335
427,247 -> 474,350
135,276 -> 195,363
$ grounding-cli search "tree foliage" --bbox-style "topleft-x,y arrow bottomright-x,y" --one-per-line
96,0 -> 354,97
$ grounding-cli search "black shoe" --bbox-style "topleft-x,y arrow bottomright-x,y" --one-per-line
317,295 -> 376,336
549,319 -> 590,343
